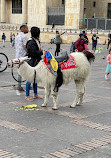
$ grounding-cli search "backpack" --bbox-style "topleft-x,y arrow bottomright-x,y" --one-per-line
70,41 -> 76,53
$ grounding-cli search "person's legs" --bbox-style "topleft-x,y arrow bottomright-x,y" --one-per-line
25,81 -> 33,101
33,83 -> 43,99
105,63 -> 110,80
105,73 -> 109,80
26,81 -> 31,96
17,75 -> 24,91
56,44 -> 60,56
2,40 -> 5,47
92,44 -> 94,51
33,83 -> 37,95
107,40 -> 110,49
55,44 -> 57,56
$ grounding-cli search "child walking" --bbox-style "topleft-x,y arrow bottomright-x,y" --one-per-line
105,48 -> 111,80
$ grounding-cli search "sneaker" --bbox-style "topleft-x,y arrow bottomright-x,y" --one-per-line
105,74 -> 108,80
17,87 -> 25,92
16,90 -> 21,96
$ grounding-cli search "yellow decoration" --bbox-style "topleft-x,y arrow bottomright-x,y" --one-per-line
50,53 -> 58,72
15,104 -> 39,111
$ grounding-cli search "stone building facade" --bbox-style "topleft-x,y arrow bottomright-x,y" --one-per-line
0,0 -> 111,29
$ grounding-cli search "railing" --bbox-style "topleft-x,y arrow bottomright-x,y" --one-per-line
0,23 -> 20,30
83,18 -> 111,30
0,23 -> 110,35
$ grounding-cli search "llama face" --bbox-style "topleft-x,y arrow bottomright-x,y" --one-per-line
7,56 -> 30,68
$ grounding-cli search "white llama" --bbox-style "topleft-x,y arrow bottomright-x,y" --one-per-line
8,52 -> 95,110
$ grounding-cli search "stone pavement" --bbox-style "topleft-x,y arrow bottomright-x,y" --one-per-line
0,43 -> 111,158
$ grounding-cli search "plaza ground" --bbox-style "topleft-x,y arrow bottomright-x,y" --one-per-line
0,43 -> 111,158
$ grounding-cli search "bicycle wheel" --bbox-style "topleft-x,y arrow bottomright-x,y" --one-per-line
0,52 -> 8,72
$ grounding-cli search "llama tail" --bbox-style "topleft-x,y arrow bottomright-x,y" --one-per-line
83,50 -> 95,63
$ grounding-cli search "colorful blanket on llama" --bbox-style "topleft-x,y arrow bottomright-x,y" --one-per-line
43,51 -> 77,75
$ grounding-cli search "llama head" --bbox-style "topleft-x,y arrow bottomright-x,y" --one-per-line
7,56 -> 30,68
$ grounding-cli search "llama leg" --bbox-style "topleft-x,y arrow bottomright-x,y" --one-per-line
70,80 -> 85,108
51,87 -> 58,110
41,85 -> 51,107
77,86 -> 85,105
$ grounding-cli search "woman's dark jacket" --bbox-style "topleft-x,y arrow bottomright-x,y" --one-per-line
26,38 -> 43,67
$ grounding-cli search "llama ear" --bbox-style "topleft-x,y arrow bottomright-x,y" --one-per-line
20,56 -> 30,62
24,56 -> 31,62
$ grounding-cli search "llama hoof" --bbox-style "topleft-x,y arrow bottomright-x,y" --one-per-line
76,104 -> 81,106
52,107 -> 58,110
70,104 -> 76,108
41,103 -> 47,107
77,101 -> 83,106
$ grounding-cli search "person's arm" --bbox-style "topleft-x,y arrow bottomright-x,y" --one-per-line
60,32 -> 66,36
24,45 -> 27,52
23,36 -> 28,53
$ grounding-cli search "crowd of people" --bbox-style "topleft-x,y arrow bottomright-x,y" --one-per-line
1,32 -> 17,48
1,26 -> 111,99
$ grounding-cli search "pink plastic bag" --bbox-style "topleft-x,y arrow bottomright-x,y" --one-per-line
84,44 -> 89,51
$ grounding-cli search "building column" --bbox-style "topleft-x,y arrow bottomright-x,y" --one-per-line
22,0 -> 27,24
65,0 -> 84,29
1,0 -> 6,23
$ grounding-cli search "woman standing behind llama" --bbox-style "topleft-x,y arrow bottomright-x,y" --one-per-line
75,33 -> 87,52
105,48 -> 111,80
25,26 -> 43,101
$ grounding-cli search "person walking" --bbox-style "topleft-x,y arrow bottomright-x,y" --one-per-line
107,33 -> 111,50
92,34 -> 99,51
10,32 -> 12,46
75,33 -> 87,52
12,33 -> 15,48
25,26 -> 43,101
15,24 -> 29,92
105,48 -> 111,80
55,31 -> 65,56
2,33 -> 6,47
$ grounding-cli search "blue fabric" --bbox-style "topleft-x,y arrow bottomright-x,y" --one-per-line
26,81 -> 37,96
106,63 -> 111,73
46,51 -> 52,61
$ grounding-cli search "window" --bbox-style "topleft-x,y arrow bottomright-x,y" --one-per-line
93,1 -> 96,7
12,0 -> 22,14
108,3 -> 111,19
62,0 -> 65,5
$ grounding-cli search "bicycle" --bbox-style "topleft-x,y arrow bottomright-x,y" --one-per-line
0,52 -> 8,72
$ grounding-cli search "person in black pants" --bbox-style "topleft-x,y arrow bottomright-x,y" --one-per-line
92,34 -> 99,51
55,31 -> 65,56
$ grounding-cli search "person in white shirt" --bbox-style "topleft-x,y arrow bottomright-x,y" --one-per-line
15,24 -> 29,92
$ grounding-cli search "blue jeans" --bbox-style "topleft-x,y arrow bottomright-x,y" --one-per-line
26,81 -> 37,96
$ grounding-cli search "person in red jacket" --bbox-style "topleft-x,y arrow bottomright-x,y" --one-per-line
75,33 -> 87,52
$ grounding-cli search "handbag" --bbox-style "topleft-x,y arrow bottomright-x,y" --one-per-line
84,44 -> 89,51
